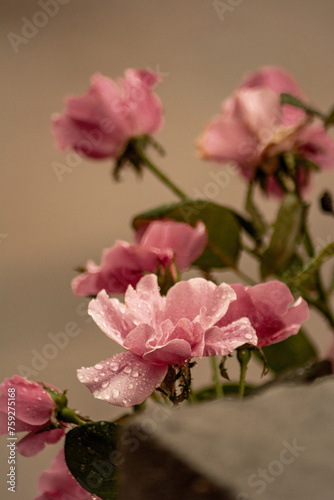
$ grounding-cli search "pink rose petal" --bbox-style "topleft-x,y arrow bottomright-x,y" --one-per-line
140,220 -> 208,271
204,318 -> 257,356
17,428 -> 65,458
217,282 -> 309,348
36,448 -> 95,500
78,351 -> 168,407
165,279 -> 236,327
0,376 -> 54,427
88,290 -> 136,345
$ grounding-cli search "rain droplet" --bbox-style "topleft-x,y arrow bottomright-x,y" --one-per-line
95,364 -> 103,370
112,388 -> 120,398
109,363 -> 119,372
102,381 -> 109,389
124,366 -> 132,374
132,369 -> 139,378
93,377 -> 99,383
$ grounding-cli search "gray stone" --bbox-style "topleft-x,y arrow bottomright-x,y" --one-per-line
119,377 -> 334,499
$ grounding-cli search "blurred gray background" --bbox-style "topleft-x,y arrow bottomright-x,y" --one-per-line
1,0 -> 334,497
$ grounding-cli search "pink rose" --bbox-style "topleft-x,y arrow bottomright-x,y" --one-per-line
72,220 -> 208,296
35,448 -> 97,500
77,274 -> 256,407
198,66 -> 334,196
0,376 -> 65,457
216,281 -> 309,348
52,69 -> 163,159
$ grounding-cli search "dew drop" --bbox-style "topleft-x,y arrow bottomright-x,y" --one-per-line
102,381 -> 109,388
112,388 -> 120,398
132,369 -> 139,378
109,363 -> 119,372
95,364 -> 103,370
245,333 -> 253,340
128,383 -> 134,389
124,366 -> 132,374
93,377 -> 99,383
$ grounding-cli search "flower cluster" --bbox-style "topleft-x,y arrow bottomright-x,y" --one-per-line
78,275 -> 308,406
3,64 -> 333,499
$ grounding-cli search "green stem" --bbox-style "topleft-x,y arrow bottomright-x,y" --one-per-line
137,146 -> 257,287
302,223 -> 334,328
210,356 -> 224,398
136,149 -> 188,200
133,401 -> 146,413
56,407 -> 88,425
237,348 -> 251,399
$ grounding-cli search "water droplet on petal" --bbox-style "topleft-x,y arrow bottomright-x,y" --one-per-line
128,383 -> 134,389
109,363 -> 119,372
112,388 -> 120,398
95,364 -> 103,370
132,370 -> 139,378
124,366 -> 132,374
245,333 -> 253,340
102,381 -> 109,389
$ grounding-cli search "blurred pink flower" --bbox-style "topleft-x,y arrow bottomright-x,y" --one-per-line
0,376 -> 65,457
77,274 -> 256,407
52,69 -> 163,159
35,448 -> 97,500
216,281 -> 309,348
72,220 -> 208,296
198,66 -> 334,196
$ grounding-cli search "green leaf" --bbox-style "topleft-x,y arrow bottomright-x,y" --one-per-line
280,93 -> 326,120
289,242 -> 334,288
65,421 -> 120,500
260,193 -> 305,279
133,200 -> 241,269
282,254 -> 317,293
258,330 -> 317,375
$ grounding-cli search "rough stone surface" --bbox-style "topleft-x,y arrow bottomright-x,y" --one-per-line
119,377 -> 334,499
